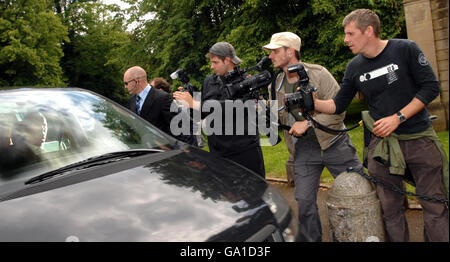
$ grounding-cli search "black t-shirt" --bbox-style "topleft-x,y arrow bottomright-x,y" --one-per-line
333,39 -> 440,134
200,73 -> 259,157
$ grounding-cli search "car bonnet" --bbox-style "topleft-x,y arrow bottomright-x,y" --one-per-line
0,147 -> 274,241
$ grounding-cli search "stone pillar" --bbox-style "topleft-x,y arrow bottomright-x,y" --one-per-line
326,171 -> 386,242
404,0 -> 449,131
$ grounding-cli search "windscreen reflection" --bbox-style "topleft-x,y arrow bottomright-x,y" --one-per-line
0,89 -> 173,182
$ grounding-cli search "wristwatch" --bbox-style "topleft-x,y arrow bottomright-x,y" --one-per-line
397,111 -> 406,123
306,120 -> 313,127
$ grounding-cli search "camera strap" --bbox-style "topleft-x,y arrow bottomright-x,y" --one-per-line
270,71 -> 290,132
270,70 -> 282,101
306,113 -> 363,134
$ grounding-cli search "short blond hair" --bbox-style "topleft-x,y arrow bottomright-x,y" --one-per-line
343,9 -> 381,37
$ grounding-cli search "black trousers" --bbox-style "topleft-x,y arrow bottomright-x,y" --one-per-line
222,146 -> 266,179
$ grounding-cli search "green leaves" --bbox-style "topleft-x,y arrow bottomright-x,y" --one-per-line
60,1 -> 130,104
0,0 -> 407,102
0,0 -> 68,86
126,0 -> 406,86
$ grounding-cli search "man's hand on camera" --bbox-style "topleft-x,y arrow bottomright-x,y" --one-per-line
289,120 -> 310,137
173,91 -> 194,109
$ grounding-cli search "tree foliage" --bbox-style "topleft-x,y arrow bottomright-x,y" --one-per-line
0,0 -> 68,86
125,0 -> 406,89
0,0 -> 406,101
60,1 -> 130,104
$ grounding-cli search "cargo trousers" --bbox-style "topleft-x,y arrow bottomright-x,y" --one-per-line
368,136 -> 449,242
293,134 -> 362,241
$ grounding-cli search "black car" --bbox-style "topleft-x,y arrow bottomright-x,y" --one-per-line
0,88 -> 299,242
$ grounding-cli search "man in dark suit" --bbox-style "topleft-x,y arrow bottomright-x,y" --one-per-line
123,66 -> 173,135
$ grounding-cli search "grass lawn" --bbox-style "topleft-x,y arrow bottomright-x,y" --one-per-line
200,124 -> 449,184
261,99 -> 449,187
198,98 -> 449,198
261,125 -> 449,183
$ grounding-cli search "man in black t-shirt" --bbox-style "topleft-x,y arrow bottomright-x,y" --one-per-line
314,9 -> 448,242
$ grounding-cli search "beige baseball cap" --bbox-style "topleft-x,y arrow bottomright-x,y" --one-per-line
262,32 -> 301,51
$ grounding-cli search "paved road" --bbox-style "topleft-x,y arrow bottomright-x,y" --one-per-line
269,181 -> 425,242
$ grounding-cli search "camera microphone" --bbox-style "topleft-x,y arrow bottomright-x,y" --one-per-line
245,56 -> 271,72
170,69 -> 196,94
170,69 -> 181,80
256,56 -> 271,70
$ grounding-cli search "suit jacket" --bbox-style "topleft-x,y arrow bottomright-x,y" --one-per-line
128,87 -> 174,135
0,139 -> 41,173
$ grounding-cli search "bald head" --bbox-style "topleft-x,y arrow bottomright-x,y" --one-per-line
123,66 -> 148,95
125,66 -> 147,80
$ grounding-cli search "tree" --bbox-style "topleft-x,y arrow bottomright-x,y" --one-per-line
1,0 -> 406,104
0,0 -> 68,86
122,0 -> 406,90
121,0 -> 247,90
60,1 -> 131,105
305,0 -> 406,80
223,0 -> 406,82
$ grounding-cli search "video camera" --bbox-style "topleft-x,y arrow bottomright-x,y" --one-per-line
223,56 -> 272,99
170,69 -> 197,95
284,63 -> 316,114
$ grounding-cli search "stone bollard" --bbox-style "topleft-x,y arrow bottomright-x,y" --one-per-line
326,170 -> 385,242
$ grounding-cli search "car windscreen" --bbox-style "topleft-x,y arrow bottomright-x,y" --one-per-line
0,89 -> 174,183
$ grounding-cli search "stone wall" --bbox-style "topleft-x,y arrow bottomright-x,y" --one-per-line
431,0 -> 449,130
404,0 -> 449,131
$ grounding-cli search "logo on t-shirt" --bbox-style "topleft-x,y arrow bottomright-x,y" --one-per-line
359,63 -> 399,85
418,53 -> 429,66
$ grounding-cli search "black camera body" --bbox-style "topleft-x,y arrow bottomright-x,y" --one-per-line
223,66 -> 246,84
223,57 -> 272,99
170,69 -> 197,95
238,70 -> 272,92
284,63 -> 316,114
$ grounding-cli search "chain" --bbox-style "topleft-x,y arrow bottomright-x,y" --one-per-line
347,167 -> 449,209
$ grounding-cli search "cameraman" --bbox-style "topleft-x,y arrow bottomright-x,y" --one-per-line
174,42 -> 265,178
263,32 -> 362,241
150,77 -> 198,146
314,9 -> 448,242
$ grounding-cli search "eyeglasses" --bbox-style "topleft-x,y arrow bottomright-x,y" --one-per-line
124,79 -> 137,86
124,76 -> 145,86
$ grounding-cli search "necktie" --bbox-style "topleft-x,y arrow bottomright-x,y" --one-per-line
136,95 -> 142,115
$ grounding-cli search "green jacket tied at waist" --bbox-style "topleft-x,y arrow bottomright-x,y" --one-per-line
361,111 -> 448,199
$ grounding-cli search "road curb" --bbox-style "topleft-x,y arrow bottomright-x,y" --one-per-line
267,177 -> 422,210
266,177 -> 333,189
